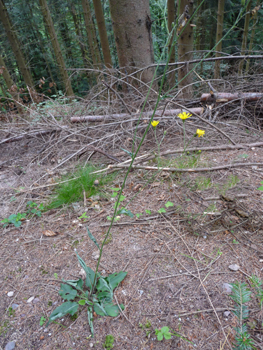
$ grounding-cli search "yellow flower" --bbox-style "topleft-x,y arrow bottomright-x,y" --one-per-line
178,112 -> 192,120
196,129 -> 205,137
151,120 -> 159,128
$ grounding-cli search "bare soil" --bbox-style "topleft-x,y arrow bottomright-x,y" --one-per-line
1,103 -> 263,350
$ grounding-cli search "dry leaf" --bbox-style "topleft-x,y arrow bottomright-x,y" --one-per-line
43,230 -> 58,237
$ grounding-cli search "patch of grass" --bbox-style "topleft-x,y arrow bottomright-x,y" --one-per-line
195,176 -> 212,191
47,165 -> 116,209
216,174 -> 240,195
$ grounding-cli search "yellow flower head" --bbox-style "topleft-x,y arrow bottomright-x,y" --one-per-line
178,112 -> 192,120
151,120 -> 160,128
196,129 -> 205,137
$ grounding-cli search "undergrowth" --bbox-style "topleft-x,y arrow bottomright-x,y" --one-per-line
47,165 -> 115,209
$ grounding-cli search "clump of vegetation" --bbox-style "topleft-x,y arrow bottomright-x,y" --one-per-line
47,165 -> 115,209
47,247 -> 127,337
103,334 -> 115,349
229,276 -> 263,350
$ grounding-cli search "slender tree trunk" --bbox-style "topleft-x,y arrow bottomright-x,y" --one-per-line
92,0 -> 112,68
178,0 -> 194,99
214,0 -> 225,79
109,0 -> 154,83
39,0 -> 74,96
0,55 -> 24,113
238,0 -> 252,75
245,0 -> 260,73
0,0 -> 34,89
167,0 -> 176,88
81,0 -> 101,67
70,2 -> 90,68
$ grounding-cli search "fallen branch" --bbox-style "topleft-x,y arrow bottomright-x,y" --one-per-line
109,162 -> 263,172
201,92 -> 263,102
70,108 -> 203,123
0,128 -> 62,145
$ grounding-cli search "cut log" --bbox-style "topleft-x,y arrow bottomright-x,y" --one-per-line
70,107 -> 203,123
201,92 -> 263,102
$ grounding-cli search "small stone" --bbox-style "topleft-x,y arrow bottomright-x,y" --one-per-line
5,341 -> 16,350
27,296 -> 34,303
7,291 -> 14,297
224,311 -> 231,317
40,335 -> 44,340
11,304 -> 19,310
44,328 -> 48,333
228,264 -> 240,271
32,298 -> 40,304
138,290 -> 144,295
153,247 -> 160,252
222,283 -> 233,294
89,343 -> 94,348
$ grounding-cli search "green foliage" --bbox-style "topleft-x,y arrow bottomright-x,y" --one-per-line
139,320 -> 152,337
47,251 -> 127,337
257,181 -> 263,191
47,165 -> 114,209
107,188 -> 134,222
26,201 -> 44,217
1,212 -> 26,228
250,275 -> 263,308
230,281 -> 256,349
39,316 -> 46,326
103,334 -> 115,349
155,326 -> 171,341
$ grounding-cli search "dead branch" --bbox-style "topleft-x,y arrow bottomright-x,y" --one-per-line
201,92 -> 263,102
0,128 -> 62,145
109,162 -> 263,173
70,107 -> 204,123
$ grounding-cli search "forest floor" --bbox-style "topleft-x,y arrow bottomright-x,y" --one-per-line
0,97 -> 263,350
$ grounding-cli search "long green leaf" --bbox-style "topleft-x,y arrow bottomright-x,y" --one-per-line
59,284 -> 78,301
106,271 -> 127,290
62,278 -> 84,291
76,252 -> 96,289
86,226 -> 100,250
87,307 -> 94,337
104,303 -> 124,317
47,301 -> 78,326
93,302 -> 107,316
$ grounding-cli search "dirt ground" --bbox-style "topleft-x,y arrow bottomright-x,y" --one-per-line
1,100 -> 263,350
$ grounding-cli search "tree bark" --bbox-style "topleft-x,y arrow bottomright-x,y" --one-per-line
109,0 -> 154,83
81,0 -> 101,67
167,0 -> 176,88
0,55 -> 23,113
0,0 -> 34,89
214,0 -> 225,79
177,0 -> 194,99
39,0 -> 74,96
245,1 -> 260,73
238,0 -> 252,75
92,0 -> 112,68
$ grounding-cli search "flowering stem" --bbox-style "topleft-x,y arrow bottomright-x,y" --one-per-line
182,121 -> 186,153
154,128 -> 160,166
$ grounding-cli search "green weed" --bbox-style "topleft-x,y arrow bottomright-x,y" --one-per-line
47,229 -> 127,337
1,212 -> 26,228
47,165 -> 115,209
103,334 -> 115,349
195,176 -> 212,190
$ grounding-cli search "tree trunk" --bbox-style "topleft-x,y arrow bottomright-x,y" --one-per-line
214,0 -> 225,79
245,0 -> 260,73
92,0 -> 112,68
39,0 -> 74,96
0,0 -> 34,89
167,0 -> 176,88
178,0 -> 194,99
70,2 -> 90,69
81,0 -> 101,67
238,0 -> 252,75
109,0 -> 154,83
0,55 -> 23,113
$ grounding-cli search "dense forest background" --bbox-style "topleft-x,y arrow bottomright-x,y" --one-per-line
0,0 -> 262,106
